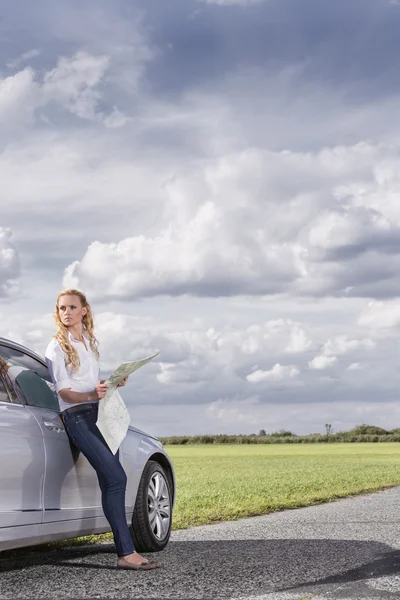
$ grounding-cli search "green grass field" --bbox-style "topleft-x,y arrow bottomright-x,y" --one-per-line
167,443 -> 400,529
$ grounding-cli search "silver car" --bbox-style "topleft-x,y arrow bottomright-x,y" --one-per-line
0,337 -> 175,553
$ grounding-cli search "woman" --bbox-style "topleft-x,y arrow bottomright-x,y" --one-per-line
45,288 -> 161,571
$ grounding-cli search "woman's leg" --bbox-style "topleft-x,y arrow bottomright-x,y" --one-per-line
63,407 -> 135,558
95,449 -> 133,554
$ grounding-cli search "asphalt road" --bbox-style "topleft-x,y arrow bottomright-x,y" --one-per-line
2,487 -> 400,599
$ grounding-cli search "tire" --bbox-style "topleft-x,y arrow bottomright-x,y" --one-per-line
130,460 -> 173,553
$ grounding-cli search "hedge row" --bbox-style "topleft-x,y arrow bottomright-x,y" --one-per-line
159,434 -> 400,445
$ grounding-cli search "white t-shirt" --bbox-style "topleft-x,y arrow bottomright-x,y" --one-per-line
45,331 -> 100,413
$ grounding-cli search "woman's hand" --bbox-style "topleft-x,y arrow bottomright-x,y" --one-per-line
94,382 -> 108,400
117,376 -> 128,388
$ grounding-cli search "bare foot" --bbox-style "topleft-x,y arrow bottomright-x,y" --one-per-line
121,552 -> 149,565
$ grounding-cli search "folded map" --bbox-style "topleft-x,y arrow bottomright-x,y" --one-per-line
96,352 -> 160,454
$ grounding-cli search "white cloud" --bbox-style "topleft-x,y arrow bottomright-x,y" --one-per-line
322,335 -> 375,356
358,300 -> 400,329
0,52 -> 134,128
206,398 -> 260,425
62,143 -> 400,301
42,52 -> 110,120
285,325 -> 313,353
309,355 -> 337,370
307,209 -> 391,252
207,319 -> 314,358
348,362 -> 363,370
0,135 -> 166,242
247,363 -> 300,382
0,68 -> 38,126
103,107 -> 132,128
7,49 -> 41,69
239,319 -> 313,356
0,228 -> 20,298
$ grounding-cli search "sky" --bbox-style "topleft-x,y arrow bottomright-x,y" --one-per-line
1,0 -> 400,437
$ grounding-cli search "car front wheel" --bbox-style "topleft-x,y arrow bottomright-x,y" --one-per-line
130,460 -> 172,552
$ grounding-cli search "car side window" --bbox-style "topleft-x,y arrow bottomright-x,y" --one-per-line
0,345 -> 60,411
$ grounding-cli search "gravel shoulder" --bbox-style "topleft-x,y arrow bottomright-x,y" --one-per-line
2,488 -> 400,599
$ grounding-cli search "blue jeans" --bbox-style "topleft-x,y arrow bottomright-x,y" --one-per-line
62,403 -> 135,557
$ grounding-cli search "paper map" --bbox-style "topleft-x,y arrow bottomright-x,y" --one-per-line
96,352 -> 159,454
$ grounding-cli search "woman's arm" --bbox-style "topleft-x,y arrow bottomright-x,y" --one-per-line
59,383 -> 108,404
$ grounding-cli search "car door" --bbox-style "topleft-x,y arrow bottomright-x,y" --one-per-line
0,344 -> 103,523
0,366 -> 45,528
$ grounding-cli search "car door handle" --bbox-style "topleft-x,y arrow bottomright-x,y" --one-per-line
43,420 -> 64,433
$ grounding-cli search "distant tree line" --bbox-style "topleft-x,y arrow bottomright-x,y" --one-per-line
159,424 -> 400,445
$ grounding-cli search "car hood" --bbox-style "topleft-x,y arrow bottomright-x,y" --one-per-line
128,424 -> 160,442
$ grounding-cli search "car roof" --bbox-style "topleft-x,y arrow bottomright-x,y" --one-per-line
0,336 -> 46,365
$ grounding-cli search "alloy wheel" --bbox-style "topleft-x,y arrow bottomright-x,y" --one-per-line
147,470 -> 171,541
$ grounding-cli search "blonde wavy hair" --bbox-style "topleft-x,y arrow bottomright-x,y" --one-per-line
0,356 -> 9,378
53,289 -> 100,372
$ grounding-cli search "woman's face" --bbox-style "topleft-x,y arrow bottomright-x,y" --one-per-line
58,294 -> 87,329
